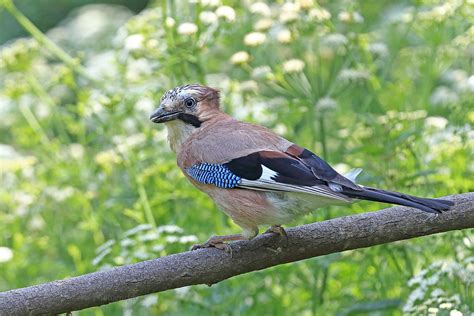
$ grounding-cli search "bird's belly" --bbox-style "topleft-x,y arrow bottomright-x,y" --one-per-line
265,191 -> 349,224
200,185 -> 349,229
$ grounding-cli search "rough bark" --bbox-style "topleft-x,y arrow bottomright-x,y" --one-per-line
0,193 -> 473,315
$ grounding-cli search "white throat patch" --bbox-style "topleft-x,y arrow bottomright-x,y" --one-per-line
165,120 -> 197,152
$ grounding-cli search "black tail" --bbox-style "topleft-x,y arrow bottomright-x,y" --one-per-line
342,186 -> 454,214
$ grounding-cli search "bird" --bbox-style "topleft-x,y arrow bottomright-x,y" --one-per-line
149,83 -> 454,252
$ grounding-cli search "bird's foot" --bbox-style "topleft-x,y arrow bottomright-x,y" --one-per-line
264,225 -> 288,246
191,234 -> 245,256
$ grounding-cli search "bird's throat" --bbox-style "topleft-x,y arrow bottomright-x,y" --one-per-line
165,120 -> 198,152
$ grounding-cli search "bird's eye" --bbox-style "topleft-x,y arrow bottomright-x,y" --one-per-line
184,98 -> 196,109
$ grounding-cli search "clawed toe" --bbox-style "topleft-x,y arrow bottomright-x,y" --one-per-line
264,225 -> 288,245
190,236 -> 233,256
213,242 -> 233,256
190,243 -> 208,251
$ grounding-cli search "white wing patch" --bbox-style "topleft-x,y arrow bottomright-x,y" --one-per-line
260,165 -> 278,181
238,165 -> 352,203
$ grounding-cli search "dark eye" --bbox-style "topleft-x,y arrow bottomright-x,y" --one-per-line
184,98 -> 196,108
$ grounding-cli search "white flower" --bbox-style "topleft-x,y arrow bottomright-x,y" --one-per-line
419,2 -> 458,22
338,11 -> 351,22
298,0 -> 314,9
352,11 -> 364,23
280,11 -> 298,23
338,11 -> 363,23
126,58 -> 151,82
239,80 -> 259,93
430,288 -> 445,297
136,97 -> 155,114
321,33 -> 348,48
274,123 -> 288,135
179,235 -> 198,243
230,51 -> 250,64
114,133 -> 146,153
0,247 -> 13,263
165,17 -> 176,28
440,302 -> 454,309
449,310 -> 462,316
282,59 -> 305,73
201,0 -> 220,7
249,2 -> 271,16
252,66 -> 272,79
147,39 -> 159,48
68,144 -> 85,159
338,68 -> 370,82
430,86 -> 459,105
309,8 -> 331,21
280,2 -> 300,23
442,69 -> 472,92
216,6 -> 236,22
315,97 -> 337,111
254,18 -> 273,31
442,69 -> 467,84
124,34 -> 144,51
282,2 -> 300,13
199,11 -> 218,25
369,42 -> 388,58
277,29 -> 292,43
45,186 -> 75,202
85,51 -> 117,79
0,144 -> 17,158
467,75 -> 474,92
95,150 -> 121,166
425,117 -> 448,129
158,224 -> 183,234
177,23 -> 198,35
244,32 -> 266,46
428,307 -> 439,314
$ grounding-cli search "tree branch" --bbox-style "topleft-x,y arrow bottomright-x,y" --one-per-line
1,193 -> 473,315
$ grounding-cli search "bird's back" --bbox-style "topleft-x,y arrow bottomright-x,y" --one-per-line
177,115 -> 293,169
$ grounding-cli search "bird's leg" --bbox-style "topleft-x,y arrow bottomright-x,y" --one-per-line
264,225 -> 288,245
191,227 -> 258,256
191,234 -> 246,254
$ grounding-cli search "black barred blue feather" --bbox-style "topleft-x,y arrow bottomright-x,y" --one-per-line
186,163 -> 242,189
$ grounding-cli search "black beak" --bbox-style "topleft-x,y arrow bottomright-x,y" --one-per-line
149,108 -> 181,123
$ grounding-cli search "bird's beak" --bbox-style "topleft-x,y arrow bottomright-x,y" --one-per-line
149,107 -> 181,124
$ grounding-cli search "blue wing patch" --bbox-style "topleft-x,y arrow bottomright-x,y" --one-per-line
186,163 -> 241,189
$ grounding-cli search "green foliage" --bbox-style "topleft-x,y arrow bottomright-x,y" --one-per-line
0,0 -> 473,314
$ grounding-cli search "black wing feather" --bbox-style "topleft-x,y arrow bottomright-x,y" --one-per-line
225,151 -> 322,186
224,145 -> 454,214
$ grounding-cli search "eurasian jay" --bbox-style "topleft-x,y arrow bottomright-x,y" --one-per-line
150,84 -> 453,251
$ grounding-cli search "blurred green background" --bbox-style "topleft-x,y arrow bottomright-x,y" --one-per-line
0,0 -> 149,44
0,0 -> 473,315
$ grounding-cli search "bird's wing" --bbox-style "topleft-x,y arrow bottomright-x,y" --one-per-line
185,149 -> 354,202
179,119 -> 362,201
285,144 -> 363,191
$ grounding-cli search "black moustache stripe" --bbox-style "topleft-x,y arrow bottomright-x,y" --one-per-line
177,113 -> 202,128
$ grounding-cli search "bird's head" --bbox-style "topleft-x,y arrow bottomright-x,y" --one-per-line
150,84 -> 223,152
150,84 -> 220,128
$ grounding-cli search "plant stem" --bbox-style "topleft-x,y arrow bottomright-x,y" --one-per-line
18,103 -> 52,148
137,181 -> 157,228
319,113 -> 328,160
